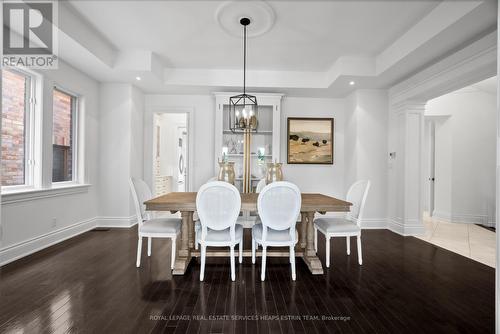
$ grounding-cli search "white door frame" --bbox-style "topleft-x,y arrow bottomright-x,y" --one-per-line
144,106 -> 195,193
176,125 -> 188,191
428,120 -> 436,216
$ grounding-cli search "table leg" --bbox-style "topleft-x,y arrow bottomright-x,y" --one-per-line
300,213 -> 307,249
188,212 -> 194,249
173,211 -> 192,275
302,211 -> 324,274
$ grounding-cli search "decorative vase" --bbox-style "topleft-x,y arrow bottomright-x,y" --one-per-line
266,162 -> 283,184
218,161 -> 236,184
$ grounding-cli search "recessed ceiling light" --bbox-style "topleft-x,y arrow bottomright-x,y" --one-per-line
349,81 -> 355,86
136,76 -> 141,81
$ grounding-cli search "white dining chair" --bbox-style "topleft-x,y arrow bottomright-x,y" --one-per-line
130,178 -> 181,269
194,176 -> 220,251
252,181 -> 301,281
196,181 -> 243,281
314,180 -> 370,267
255,178 -> 266,193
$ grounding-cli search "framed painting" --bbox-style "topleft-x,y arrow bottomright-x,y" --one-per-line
287,117 -> 334,164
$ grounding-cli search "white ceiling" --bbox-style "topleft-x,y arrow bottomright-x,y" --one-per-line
68,0 -> 439,71
51,0 -> 497,96
472,76 -> 497,94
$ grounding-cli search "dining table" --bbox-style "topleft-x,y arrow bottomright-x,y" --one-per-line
144,192 -> 352,275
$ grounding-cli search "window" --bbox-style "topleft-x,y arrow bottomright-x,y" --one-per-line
1,69 -> 33,187
1,70 -> 86,198
52,88 -> 77,183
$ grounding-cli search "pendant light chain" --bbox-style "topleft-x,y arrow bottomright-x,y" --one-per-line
243,23 -> 246,95
228,17 -> 257,133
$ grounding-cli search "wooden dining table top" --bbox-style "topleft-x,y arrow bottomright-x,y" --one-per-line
145,192 -> 352,212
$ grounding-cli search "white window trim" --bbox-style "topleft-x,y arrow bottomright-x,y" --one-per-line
1,71 -> 88,197
1,68 -> 38,190
1,183 -> 91,205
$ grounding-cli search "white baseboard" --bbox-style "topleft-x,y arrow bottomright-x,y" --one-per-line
0,215 -> 138,267
451,213 -> 493,225
0,217 -> 97,266
388,218 -> 404,235
432,210 -> 452,222
430,211 -> 495,226
95,216 -> 137,228
388,218 -> 425,236
360,218 -> 387,229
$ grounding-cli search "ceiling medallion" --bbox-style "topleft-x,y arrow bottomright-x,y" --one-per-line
215,1 -> 275,38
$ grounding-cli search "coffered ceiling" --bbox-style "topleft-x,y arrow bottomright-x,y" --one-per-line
51,0 -> 497,96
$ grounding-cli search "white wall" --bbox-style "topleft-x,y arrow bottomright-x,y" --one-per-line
131,86 -> 145,182
281,97 -> 346,197
145,95 -> 215,191
426,87 -> 496,225
1,61 -> 101,262
155,113 -> 187,188
432,117 -> 452,219
145,95 -> 351,198
99,83 -> 144,222
423,120 -> 431,213
344,90 -> 389,226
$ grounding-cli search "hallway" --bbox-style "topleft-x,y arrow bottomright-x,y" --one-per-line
417,215 -> 495,268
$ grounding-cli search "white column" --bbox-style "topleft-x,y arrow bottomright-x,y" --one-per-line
389,101 -> 426,235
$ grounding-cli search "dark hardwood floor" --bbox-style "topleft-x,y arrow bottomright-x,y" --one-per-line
0,227 -> 494,333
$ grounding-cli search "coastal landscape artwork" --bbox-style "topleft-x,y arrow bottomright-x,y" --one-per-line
287,118 -> 333,164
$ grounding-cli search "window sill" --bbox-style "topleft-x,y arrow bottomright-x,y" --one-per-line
1,184 -> 91,204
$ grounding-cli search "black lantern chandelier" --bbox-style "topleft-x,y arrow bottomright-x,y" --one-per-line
229,17 -> 258,132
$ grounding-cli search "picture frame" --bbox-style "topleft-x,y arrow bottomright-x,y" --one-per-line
287,117 -> 334,164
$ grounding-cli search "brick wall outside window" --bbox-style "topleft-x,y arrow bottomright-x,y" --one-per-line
1,70 -> 26,186
52,89 -> 73,182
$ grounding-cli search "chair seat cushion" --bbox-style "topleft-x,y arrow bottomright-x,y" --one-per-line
196,224 -> 243,243
139,218 -> 181,234
314,217 -> 360,234
252,224 -> 297,243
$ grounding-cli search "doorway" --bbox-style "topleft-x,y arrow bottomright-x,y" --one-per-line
424,119 -> 436,217
153,113 -> 189,195
418,77 -> 497,268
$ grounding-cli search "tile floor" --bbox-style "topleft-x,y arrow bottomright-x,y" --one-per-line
416,215 -> 496,268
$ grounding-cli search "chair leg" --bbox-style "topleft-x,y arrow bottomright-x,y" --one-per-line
239,241 -> 243,264
230,246 -> 236,281
171,237 -> 176,270
252,240 -> 256,264
200,245 -> 206,281
147,237 -> 152,256
136,237 -> 142,267
357,235 -> 362,265
314,227 -> 318,253
325,237 -> 330,268
290,246 -> 296,281
261,246 -> 267,281
346,236 -> 350,255
195,228 -> 199,250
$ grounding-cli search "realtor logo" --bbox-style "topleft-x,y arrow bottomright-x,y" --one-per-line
3,0 -> 58,69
